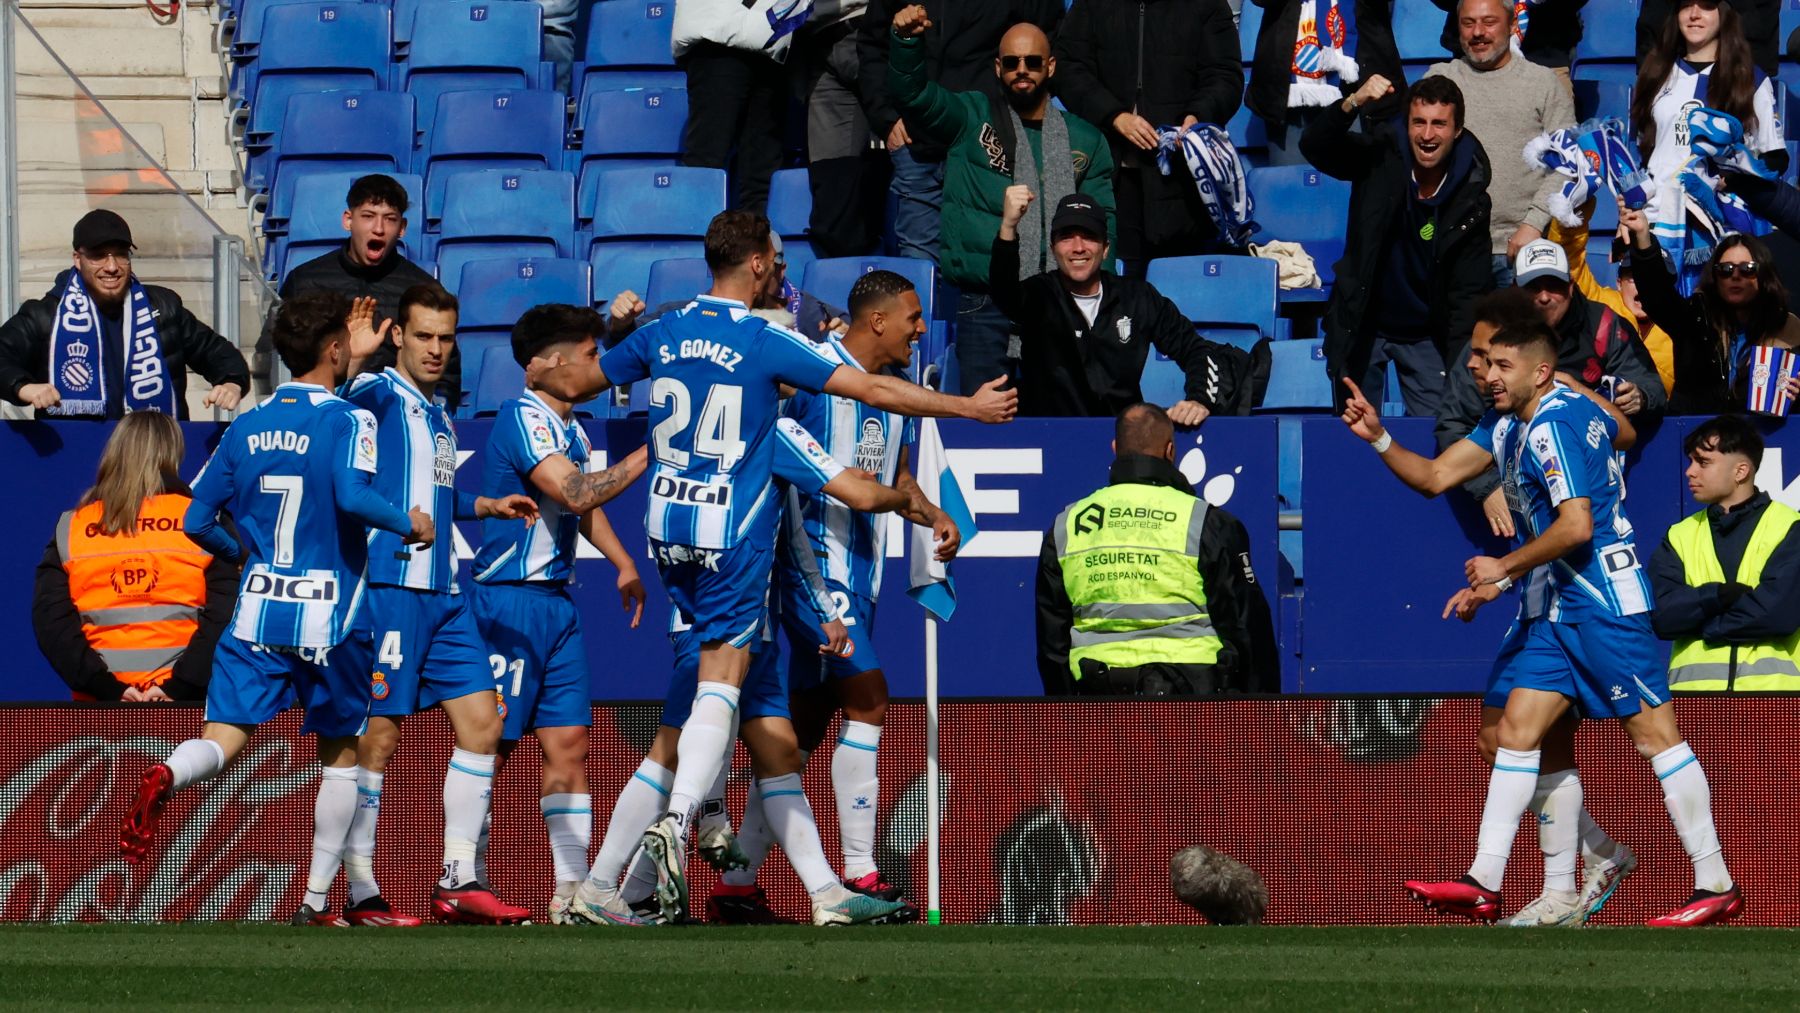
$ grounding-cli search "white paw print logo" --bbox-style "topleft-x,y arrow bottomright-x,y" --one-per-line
1178,434 -> 1241,507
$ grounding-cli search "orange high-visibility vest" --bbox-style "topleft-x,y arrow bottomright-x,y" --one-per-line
57,493 -> 211,690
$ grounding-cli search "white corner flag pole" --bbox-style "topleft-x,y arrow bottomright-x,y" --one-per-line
925,612 -> 941,925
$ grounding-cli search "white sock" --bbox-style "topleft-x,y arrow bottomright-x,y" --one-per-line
667,683 -> 740,830
344,769 -> 384,905
1579,807 -> 1622,868
541,793 -> 592,887
698,754 -> 733,838
474,807 -> 491,886
720,776 -> 775,888
1531,768 -> 1581,894
442,748 -> 496,889
757,773 -> 838,896
1652,742 -> 1732,892
833,721 -> 882,880
303,765 -> 360,910
165,739 -> 226,790
588,758 -> 671,889
1467,748 -> 1540,892
622,845 -> 658,904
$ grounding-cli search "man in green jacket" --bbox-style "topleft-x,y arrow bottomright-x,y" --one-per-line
887,3 -> 1116,397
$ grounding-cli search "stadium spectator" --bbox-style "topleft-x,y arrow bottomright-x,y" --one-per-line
536,0 -> 578,91
796,5 -> 883,257
1036,403 -> 1276,696
1432,0 -> 1588,79
858,0 -> 1065,261
887,4 -> 1116,395
1052,0 -> 1243,269
1303,73 -> 1494,415
33,412 -> 237,702
989,190 -> 1249,419
1641,0 -> 1780,76
1544,202 -> 1677,394
1623,202 -> 1800,414
1632,0 -> 1786,274
267,175 -> 435,390
1426,0 -> 1576,284
1723,171 -> 1800,241
0,211 -> 248,420
1245,0 -> 1404,166
1653,414 -> 1800,691
672,0 -> 809,213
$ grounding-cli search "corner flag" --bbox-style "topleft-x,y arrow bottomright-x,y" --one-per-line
906,416 -> 978,621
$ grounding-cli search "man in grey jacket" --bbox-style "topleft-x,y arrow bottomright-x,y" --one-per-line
1426,0 -> 1576,286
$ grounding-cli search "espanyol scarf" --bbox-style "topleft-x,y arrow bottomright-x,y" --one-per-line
1523,117 -> 1656,226
1687,105 -> 1779,181
47,269 -> 174,416
1155,124 -> 1257,248
1510,0 -> 1547,56
1287,0 -> 1359,108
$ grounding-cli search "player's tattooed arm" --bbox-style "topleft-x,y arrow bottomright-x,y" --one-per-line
529,445 -> 650,515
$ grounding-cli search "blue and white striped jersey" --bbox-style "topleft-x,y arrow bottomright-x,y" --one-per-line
471,391 -> 593,584
1512,388 -> 1650,620
343,368 -> 461,592
782,336 -> 915,602
188,382 -> 384,649
1467,408 -> 1552,621
599,295 -> 842,551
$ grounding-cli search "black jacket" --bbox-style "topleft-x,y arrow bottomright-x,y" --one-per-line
1641,0 -> 1779,77
1433,0 -> 1588,70
262,244 -> 440,392
988,235 -> 1246,416
1052,0 -> 1243,245
1302,100 -> 1494,408
1036,454 -> 1278,694
1651,491 -> 1800,659
1434,287 -> 1666,501
857,0 -> 1065,164
32,513 -> 240,701
0,273 -> 250,419
1725,172 -> 1800,240
1246,0 -> 1404,124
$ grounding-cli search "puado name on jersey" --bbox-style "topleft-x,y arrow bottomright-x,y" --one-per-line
246,430 -> 312,455
658,339 -> 745,371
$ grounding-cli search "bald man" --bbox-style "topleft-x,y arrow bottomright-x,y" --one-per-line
887,4 -> 1116,398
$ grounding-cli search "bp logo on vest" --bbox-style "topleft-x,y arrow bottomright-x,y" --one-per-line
109,555 -> 160,597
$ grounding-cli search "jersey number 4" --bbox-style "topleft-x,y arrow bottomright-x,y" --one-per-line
650,379 -> 747,471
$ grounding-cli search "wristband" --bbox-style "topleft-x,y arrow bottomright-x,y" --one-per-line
1493,576 -> 1514,592
1370,431 -> 1392,454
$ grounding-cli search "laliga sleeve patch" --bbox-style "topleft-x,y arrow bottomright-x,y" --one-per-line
777,417 -> 844,479
521,405 -> 560,462
351,409 -> 379,473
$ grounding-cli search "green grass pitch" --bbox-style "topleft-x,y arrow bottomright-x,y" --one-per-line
2,925 -> 1797,1010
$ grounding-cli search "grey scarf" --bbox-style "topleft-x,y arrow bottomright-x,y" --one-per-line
1009,104 -> 1075,279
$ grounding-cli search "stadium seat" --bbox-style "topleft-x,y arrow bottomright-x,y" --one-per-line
1225,103 -> 1268,163
470,344 -> 526,416
1784,0 -> 1800,59
1571,79 -> 1632,123
259,90 -> 414,222
403,1 -> 544,127
572,86 -> 687,201
1236,0 -> 1262,63
1138,353 -> 1189,407
393,0 -> 481,55
1394,0 -> 1450,67
1572,0 -> 1638,64
644,257 -> 711,312
1143,255 -> 1278,350
455,256 -> 591,322
229,0 -> 336,62
272,171 -> 425,281
242,3 -> 391,150
422,89 -> 567,226
766,168 -> 817,273
802,257 -> 937,319
1256,338 -> 1333,411
574,0 -> 681,110
584,166 -> 726,302
1246,166 -> 1350,294
1587,235 -> 1621,290
433,169 -> 577,291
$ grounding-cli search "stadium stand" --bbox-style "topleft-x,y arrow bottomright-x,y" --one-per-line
453,256 -> 591,370
644,257 -> 712,313
239,2 -> 391,181
1245,166 -> 1350,298
571,85 -> 688,179
421,88 -> 567,226
271,171 -> 426,281
572,0 -> 683,112
1256,338 -> 1333,411
258,91 -> 416,231
766,168 -> 817,274
401,0 -> 546,126
433,168 -> 577,289
1144,255 -> 1279,352
583,165 -> 726,307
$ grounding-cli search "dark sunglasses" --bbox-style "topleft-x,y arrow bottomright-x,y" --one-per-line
999,55 -> 1045,71
1714,261 -> 1760,279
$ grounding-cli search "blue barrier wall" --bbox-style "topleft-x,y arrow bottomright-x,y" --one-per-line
7,414 -> 1799,701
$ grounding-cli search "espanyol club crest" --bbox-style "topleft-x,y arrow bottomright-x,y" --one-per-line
1115,316 -> 1133,344
59,360 -> 93,391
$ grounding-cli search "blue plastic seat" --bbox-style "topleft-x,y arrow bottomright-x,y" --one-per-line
574,0 -> 679,110
1139,354 -> 1189,406
1225,103 -> 1267,160
645,257 -> 711,312
470,344 -> 527,416
766,167 -> 817,273
1587,235 -> 1622,289
393,0 -> 481,55
433,169 -> 577,290
404,1 -> 543,127
423,89 -> 567,226
1394,0 -> 1450,66
1256,338 -> 1333,411
229,0 -> 342,60
455,257 -> 591,323
573,86 -> 687,192
1246,166 -> 1349,293
1143,255 -> 1279,349
273,171 -> 425,280
1571,78 -> 1632,123
260,90 -> 414,218
801,257 -> 937,319
243,3 -> 391,150
584,167 -> 724,301
1573,0 -> 1638,64
1237,0 -> 1262,62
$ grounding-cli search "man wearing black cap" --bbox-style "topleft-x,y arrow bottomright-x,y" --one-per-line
0,210 -> 250,419
987,188 -> 1247,420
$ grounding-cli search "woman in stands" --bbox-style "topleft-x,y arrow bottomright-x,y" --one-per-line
32,413 -> 238,702
1632,0 -> 1786,290
1622,199 -> 1800,414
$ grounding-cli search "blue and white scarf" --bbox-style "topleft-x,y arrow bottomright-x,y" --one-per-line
1523,116 -> 1656,227
1155,124 -> 1257,248
1287,0 -> 1359,108
47,269 -> 174,416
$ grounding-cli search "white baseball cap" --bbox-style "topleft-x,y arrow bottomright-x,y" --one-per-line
1514,239 -> 1570,286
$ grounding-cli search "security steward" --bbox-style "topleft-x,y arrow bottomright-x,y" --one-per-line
1651,414 -> 1800,691
1035,402 -> 1277,695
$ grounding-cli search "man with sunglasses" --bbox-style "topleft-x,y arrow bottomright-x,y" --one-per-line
0,210 -> 250,419
888,3 -> 1115,397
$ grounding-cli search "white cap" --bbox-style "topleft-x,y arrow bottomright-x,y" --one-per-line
1514,239 -> 1570,286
